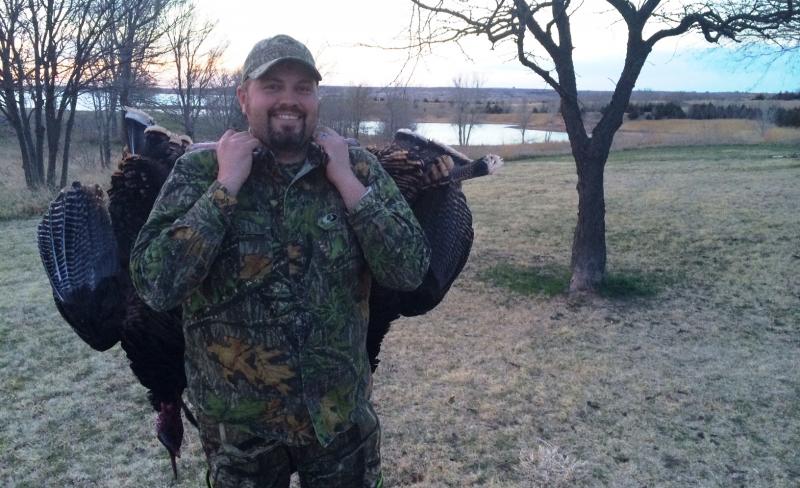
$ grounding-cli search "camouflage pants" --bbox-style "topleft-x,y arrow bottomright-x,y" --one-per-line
198,409 -> 383,488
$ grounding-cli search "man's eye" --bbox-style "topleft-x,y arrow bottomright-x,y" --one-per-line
264,83 -> 281,91
297,85 -> 313,94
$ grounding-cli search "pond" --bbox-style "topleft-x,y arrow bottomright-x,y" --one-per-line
361,121 -> 569,146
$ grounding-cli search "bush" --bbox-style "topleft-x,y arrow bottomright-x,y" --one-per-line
687,103 -> 762,121
615,102 -> 686,120
773,107 -> 800,127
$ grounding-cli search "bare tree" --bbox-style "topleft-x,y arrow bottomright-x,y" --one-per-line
164,4 -> 226,138
319,92 -> 349,136
380,84 -> 416,138
345,84 -> 371,138
90,0 -> 182,167
202,68 -> 244,138
320,85 -> 372,138
0,0 -> 115,188
516,99 -> 535,143
452,73 -> 483,145
409,0 -> 799,291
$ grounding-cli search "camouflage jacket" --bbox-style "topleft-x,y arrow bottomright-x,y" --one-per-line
130,145 -> 430,447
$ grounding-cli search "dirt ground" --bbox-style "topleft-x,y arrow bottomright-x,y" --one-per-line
1,143 -> 798,487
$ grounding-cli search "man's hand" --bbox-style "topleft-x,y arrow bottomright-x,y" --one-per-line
313,126 -> 352,185
216,129 -> 261,196
313,126 -> 367,210
423,155 -> 455,186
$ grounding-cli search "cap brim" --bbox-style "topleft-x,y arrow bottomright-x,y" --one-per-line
248,57 -> 322,82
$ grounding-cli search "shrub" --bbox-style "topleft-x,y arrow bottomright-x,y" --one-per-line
773,107 -> 800,127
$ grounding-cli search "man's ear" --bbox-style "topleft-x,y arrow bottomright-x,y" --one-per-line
236,82 -> 248,112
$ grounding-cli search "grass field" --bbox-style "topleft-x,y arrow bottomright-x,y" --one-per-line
1,143 -> 799,487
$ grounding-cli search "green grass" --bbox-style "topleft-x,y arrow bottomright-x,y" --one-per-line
479,263 -> 672,298
479,263 -> 570,296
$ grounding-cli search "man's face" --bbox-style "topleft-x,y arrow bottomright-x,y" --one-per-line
237,62 -> 319,153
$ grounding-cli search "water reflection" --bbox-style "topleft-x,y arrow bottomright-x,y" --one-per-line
361,121 -> 568,146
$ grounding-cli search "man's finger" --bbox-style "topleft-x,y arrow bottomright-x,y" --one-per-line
437,160 -> 450,178
443,155 -> 454,171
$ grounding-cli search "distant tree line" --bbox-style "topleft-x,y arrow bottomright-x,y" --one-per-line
685,103 -> 762,121
623,102 -> 687,120
753,91 -> 800,101
597,101 -> 800,127
600,102 -> 686,120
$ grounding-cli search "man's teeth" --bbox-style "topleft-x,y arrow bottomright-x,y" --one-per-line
274,113 -> 301,120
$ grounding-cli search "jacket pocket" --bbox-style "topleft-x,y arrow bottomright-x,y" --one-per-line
316,210 -> 360,273
234,212 -> 274,283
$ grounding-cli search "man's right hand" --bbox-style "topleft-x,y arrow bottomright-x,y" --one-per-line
216,129 -> 261,196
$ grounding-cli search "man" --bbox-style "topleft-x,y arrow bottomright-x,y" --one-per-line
130,34 -> 431,487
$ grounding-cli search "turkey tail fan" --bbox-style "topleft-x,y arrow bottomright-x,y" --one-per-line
119,295 -> 185,412
37,183 -> 125,351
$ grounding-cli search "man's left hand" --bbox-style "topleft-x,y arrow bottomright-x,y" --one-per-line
314,126 -> 352,185
423,155 -> 455,186
313,126 -> 367,210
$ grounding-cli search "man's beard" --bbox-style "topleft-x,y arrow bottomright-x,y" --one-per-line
265,115 -> 309,152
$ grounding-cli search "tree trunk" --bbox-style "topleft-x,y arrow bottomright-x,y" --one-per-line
60,99 -> 79,188
569,154 -> 607,291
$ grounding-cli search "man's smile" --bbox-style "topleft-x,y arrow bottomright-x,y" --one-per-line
271,111 -> 304,121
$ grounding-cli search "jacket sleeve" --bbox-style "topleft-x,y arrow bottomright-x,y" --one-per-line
345,148 -> 431,291
129,150 -> 236,311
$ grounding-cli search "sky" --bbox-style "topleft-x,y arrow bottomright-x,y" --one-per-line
193,0 -> 797,93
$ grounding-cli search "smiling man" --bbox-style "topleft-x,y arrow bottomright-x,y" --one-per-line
130,34 -> 430,487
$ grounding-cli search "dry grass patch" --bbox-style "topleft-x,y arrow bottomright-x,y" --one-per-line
611,119 -> 800,149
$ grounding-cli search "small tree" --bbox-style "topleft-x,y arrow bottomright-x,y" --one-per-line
319,85 -> 372,139
380,84 -> 416,138
516,100 -> 535,143
202,68 -> 243,139
409,0 -> 799,291
164,4 -> 226,138
452,73 -> 483,145
345,84 -> 371,138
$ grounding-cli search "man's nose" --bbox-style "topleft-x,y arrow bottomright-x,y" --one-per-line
274,89 -> 301,107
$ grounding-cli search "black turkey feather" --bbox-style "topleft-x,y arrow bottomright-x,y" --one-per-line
37,183 -> 124,351
37,112 -> 502,475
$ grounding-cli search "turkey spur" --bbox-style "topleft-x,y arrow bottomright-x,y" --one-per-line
37,111 -> 502,476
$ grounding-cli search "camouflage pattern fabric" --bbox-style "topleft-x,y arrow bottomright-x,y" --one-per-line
130,145 -> 430,448
197,404 -> 382,487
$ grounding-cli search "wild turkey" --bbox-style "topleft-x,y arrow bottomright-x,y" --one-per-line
36,111 -> 502,477
37,111 -> 193,479
364,130 -> 503,370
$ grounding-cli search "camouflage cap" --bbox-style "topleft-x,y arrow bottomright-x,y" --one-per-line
241,35 -> 322,83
